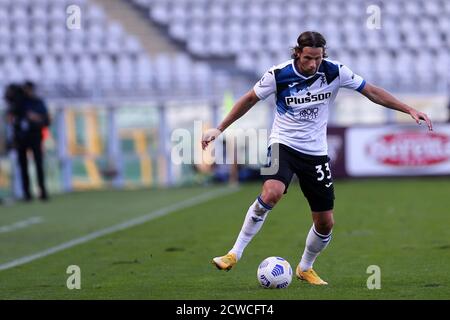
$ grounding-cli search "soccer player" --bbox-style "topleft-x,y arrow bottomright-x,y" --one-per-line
201,31 -> 432,285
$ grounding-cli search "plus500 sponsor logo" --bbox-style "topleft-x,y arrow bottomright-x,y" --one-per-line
367,132 -> 450,166
285,92 -> 331,106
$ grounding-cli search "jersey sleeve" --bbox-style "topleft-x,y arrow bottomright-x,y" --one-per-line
339,64 -> 366,92
253,69 -> 276,100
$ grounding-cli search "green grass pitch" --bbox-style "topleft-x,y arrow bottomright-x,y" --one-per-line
0,178 -> 449,299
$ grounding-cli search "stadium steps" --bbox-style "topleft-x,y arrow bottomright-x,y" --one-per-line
90,0 -> 180,56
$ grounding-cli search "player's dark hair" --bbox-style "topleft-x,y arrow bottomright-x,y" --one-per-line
291,31 -> 328,59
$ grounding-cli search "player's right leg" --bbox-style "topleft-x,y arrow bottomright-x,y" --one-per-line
212,144 -> 293,271
212,180 -> 285,271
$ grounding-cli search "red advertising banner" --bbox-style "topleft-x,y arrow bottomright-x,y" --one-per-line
346,125 -> 450,176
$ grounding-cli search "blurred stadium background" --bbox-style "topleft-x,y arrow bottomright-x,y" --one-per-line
0,0 -> 449,198
0,0 -> 449,299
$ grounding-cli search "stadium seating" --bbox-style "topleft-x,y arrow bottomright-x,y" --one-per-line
131,0 -> 450,93
0,0 -> 222,97
0,0 -> 448,97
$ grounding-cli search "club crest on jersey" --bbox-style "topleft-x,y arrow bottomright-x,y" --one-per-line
285,91 -> 332,106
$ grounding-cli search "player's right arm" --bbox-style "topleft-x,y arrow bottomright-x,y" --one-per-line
201,89 -> 260,150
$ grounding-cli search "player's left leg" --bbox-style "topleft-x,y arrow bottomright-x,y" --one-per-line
212,179 -> 287,271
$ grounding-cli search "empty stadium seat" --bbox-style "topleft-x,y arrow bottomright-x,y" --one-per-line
132,0 -> 450,93
0,0 -> 221,97
1,0 -> 448,97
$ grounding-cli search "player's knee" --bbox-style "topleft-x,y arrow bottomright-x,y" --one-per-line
265,189 -> 282,206
261,182 -> 284,206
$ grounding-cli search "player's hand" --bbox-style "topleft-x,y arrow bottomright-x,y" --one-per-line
409,108 -> 433,131
201,128 -> 222,150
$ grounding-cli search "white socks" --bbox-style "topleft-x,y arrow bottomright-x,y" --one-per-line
230,196 -> 272,260
228,198 -> 331,269
299,225 -> 332,271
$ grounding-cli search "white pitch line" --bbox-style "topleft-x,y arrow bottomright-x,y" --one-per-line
0,217 -> 44,234
0,186 -> 239,271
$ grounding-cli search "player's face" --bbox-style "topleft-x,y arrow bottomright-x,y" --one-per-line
298,47 -> 323,76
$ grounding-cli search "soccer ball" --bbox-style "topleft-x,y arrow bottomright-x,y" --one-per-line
257,256 -> 293,289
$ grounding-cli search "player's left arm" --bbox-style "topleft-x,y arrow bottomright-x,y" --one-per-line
360,83 -> 433,131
